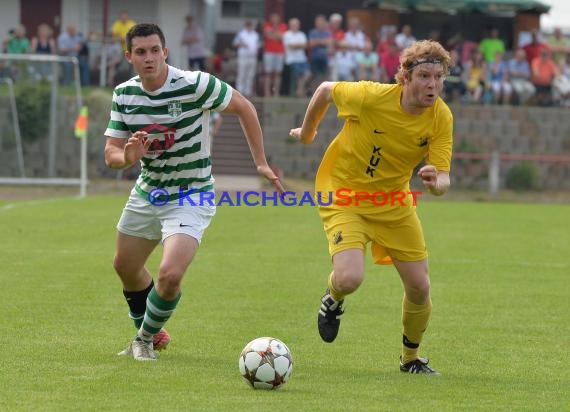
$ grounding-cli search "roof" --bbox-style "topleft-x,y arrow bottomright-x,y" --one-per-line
371,0 -> 551,15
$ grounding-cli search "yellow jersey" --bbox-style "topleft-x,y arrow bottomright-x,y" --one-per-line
315,81 -> 453,219
112,19 -> 137,51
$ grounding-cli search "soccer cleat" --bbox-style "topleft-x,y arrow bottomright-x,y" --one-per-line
153,329 -> 171,351
317,289 -> 344,343
399,357 -> 440,375
131,340 -> 157,361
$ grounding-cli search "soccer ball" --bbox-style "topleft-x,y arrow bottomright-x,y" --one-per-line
238,337 -> 293,389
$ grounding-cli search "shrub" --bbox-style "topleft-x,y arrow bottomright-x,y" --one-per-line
505,161 -> 538,191
14,80 -> 51,142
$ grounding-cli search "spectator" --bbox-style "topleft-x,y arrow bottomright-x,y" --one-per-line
181,14 -> 207,71
507,48 -> 535,105
355,41 -> 379,81
376,28 -> 396,57
464,50 -> 488,104
282,18 -> 311,97
328,13 -> 345,81
546,27 -> 569,65
4,24 -> 30,54
447,32 -> 478,67
308,14 -> 332,86
232,20 -> 260,97
111,10 -> 136,52
379,40 -> 400,83
531,48 -> 559,106
30,23 -> 56,55
262,12 -> 287,97
523,30 -> 550,67
2,25 -> 29,80
30,23 -> 57,80
443,49 -> 466,103
556,52 -> 570,106
489,51 -> 511,104
57,24 -> 86,85
220,47 -> 237,88
395,24 -> 416,50
341,16 -> 367,80
478,27 -> 505,63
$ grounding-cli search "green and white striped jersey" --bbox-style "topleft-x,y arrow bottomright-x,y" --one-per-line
105,65 -> 232,201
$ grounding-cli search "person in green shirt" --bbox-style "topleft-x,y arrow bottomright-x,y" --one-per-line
479,27 -> 505,63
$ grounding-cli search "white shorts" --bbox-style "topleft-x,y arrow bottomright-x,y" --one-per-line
117,189 -> 216,243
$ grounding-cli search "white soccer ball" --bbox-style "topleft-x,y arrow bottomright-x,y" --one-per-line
238,337 -> 293,389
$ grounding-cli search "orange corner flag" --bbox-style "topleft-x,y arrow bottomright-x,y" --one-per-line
75,106 -> 88,138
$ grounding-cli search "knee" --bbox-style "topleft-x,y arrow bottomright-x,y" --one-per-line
334,267 -> 364,293
113,254 -> 135,278
157,263 -> 184,293
407,276 -> 431,302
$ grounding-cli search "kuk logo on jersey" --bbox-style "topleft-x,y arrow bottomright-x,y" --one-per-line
168,100 -> 182,117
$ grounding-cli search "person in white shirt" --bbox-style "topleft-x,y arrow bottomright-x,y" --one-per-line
283,18 -> 311,97
395,24 -> 416,50
340,16 -> 367,79
232,21 -> 260,97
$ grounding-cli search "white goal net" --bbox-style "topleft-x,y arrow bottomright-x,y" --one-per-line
0,53 -> 87,196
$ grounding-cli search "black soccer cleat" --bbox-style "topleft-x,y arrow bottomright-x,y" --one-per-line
399,357 -> 440,375
317,289 -> 344,343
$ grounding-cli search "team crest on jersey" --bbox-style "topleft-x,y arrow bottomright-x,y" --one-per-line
168,101 -> 182,118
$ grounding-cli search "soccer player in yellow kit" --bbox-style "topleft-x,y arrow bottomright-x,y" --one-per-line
290,40 -> 452,374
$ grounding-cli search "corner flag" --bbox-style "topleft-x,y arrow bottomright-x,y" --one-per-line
75,106 -> 88,138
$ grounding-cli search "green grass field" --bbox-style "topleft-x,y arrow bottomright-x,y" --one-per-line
1,194 -> 568,411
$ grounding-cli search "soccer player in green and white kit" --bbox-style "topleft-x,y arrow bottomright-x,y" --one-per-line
104,23 -> 284,361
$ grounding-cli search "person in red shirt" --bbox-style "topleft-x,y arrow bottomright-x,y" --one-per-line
263,13 -> 287,96
380,40 -> 400,83
523,30 -> 550,67
328,13 -> 345,81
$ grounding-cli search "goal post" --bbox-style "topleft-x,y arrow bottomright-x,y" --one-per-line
0,53 -> 87,197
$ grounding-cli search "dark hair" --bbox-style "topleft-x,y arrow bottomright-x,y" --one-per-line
125,23 -> 166,53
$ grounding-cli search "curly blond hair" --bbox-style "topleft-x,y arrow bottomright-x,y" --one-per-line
394,40 -> 451,85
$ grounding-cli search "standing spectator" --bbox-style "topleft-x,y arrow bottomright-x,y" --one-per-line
3,25 -> 30,80
379,41 -> 400,83
4,24 -> 30,54
531,48 -> 559,106
341,16 -> 367,80
308,15 -> 332,86
57,24 -> 85,85
546,27 -> 569,65
283,18 -> 311,97
181,14 -> 207,71
522,31 -> 550,67
111,10 -> 136,52
30,23 -> 56,55
232,20 -> 260,97
507,48 -> 535,105
395,24 -> 416,50
262,13 -> 287,97
355,41 -> 379,81
30,23 -> 57,80
478,27 -> 505,63
489,51 -> 511,104
328,13 -> 345,81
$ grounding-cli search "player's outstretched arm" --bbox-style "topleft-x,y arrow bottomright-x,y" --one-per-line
104,131 -> 150,169
223,90 -> 285,194
417,165 -> 450,196
289,81 -> 335,144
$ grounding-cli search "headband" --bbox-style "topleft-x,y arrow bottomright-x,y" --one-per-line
407,58 -> 442,70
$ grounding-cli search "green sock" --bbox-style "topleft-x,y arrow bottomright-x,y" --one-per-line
137,287 -> 181,343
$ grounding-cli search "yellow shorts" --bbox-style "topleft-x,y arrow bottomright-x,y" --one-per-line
320,209 -> 427,265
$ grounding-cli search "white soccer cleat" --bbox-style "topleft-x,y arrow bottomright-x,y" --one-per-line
118,340 -> 157,361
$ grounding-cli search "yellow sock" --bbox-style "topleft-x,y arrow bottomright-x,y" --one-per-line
401,295 -> 432,364
327,272 -> 345,301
